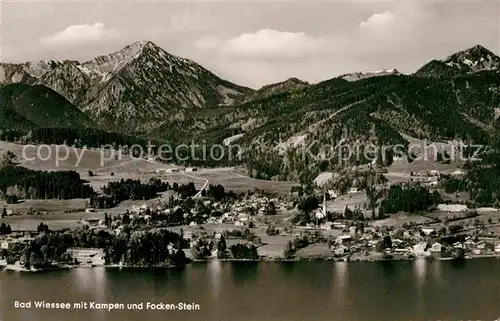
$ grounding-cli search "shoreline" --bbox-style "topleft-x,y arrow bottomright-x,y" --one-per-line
4,253 -> 500,272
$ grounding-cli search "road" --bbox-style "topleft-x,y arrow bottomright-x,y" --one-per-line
145,159 -> 209,198
183,172 -> 209,198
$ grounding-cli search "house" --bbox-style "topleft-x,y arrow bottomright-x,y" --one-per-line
429,242 -> 443,253
66,248 -> 105,265
421,228 -> 436,236
238,214 -> 249,222
327,190 -> 338,199
320,223 -> 332,230
183,231 -> 193,240
394,248 -> 411,254
333,222 -> 346,229
348,187 -> 359,194
429,170 -> 440,176
403,230 -> 412,239
1,241 -> 9,250
476,241 -> 486,250
335,235 -> 352,245
392,239 -> 404,246
464,240 -> 476,248
334,245 -> 348,255
67,248 -> 104,257
437,204 -> 468,212
428,180 -> 439,187
413,242 -> 431,257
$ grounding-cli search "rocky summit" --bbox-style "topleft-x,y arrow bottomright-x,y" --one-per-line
0,41 -> 252,133
415,45 -> 500,78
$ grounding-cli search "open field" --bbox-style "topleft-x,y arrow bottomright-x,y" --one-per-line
1,141 -> 295,194
326,192 -> 367,212
370,212 -> 435,228
0,199 -> 88,214
295,243 -> 334,259
1,217 -> 82,231
0,141 -> 160,172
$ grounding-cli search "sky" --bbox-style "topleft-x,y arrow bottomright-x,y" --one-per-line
1,0 -> 499,88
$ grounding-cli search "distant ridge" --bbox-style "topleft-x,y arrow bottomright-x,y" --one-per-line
339,69 -> 401,82
415,44 -> 500,77
0,83 -> 96,130
245,77 -> 310,102
0,40 -> 253,133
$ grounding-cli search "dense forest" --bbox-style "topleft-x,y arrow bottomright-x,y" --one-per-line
0,166 -> 94,202
91,178 -> 171,209
379,183 -> 442,215
437,119 -> 500,207
105,227 -> 188,266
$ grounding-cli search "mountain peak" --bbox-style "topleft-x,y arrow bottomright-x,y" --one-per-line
126,40 -> 160,52
416,44 -> 500,77
80,41 -> 167,81
340,68 -> 400,82
444,44 -> 498,64
245,77 -> 309,102
283,77 -> 309,85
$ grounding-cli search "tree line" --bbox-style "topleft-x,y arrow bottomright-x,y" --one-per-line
379,183 -> 442,215
0,166 -> 94,203
91,178 -> 170,209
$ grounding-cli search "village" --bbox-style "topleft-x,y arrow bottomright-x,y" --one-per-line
2,164 -> 500,270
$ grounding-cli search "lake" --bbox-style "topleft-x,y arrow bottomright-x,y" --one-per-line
2,259 -> 500,321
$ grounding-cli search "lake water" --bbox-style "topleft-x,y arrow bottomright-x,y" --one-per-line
2,259 -> 500,321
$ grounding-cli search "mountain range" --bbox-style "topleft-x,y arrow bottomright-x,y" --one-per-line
0,41 -> 251,133
1,42 -> 500,180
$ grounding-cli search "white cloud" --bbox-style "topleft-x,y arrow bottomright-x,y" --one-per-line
40,23 -> 119,48
359,12 -> 396,32
196,29 -> 334,61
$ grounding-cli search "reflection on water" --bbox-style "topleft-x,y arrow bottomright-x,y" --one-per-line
3,260 -> 500,321
334,262 -> 348,307
151,266 -> 188,296
335,262 -> 348,290
430,259 -> 443,285
450,258 -> 467,269
413,258 -> 427,287
413,258 -> 427,314
207,261 -> 222,300
279,261 -> 298,275
230,262 -> 259,285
